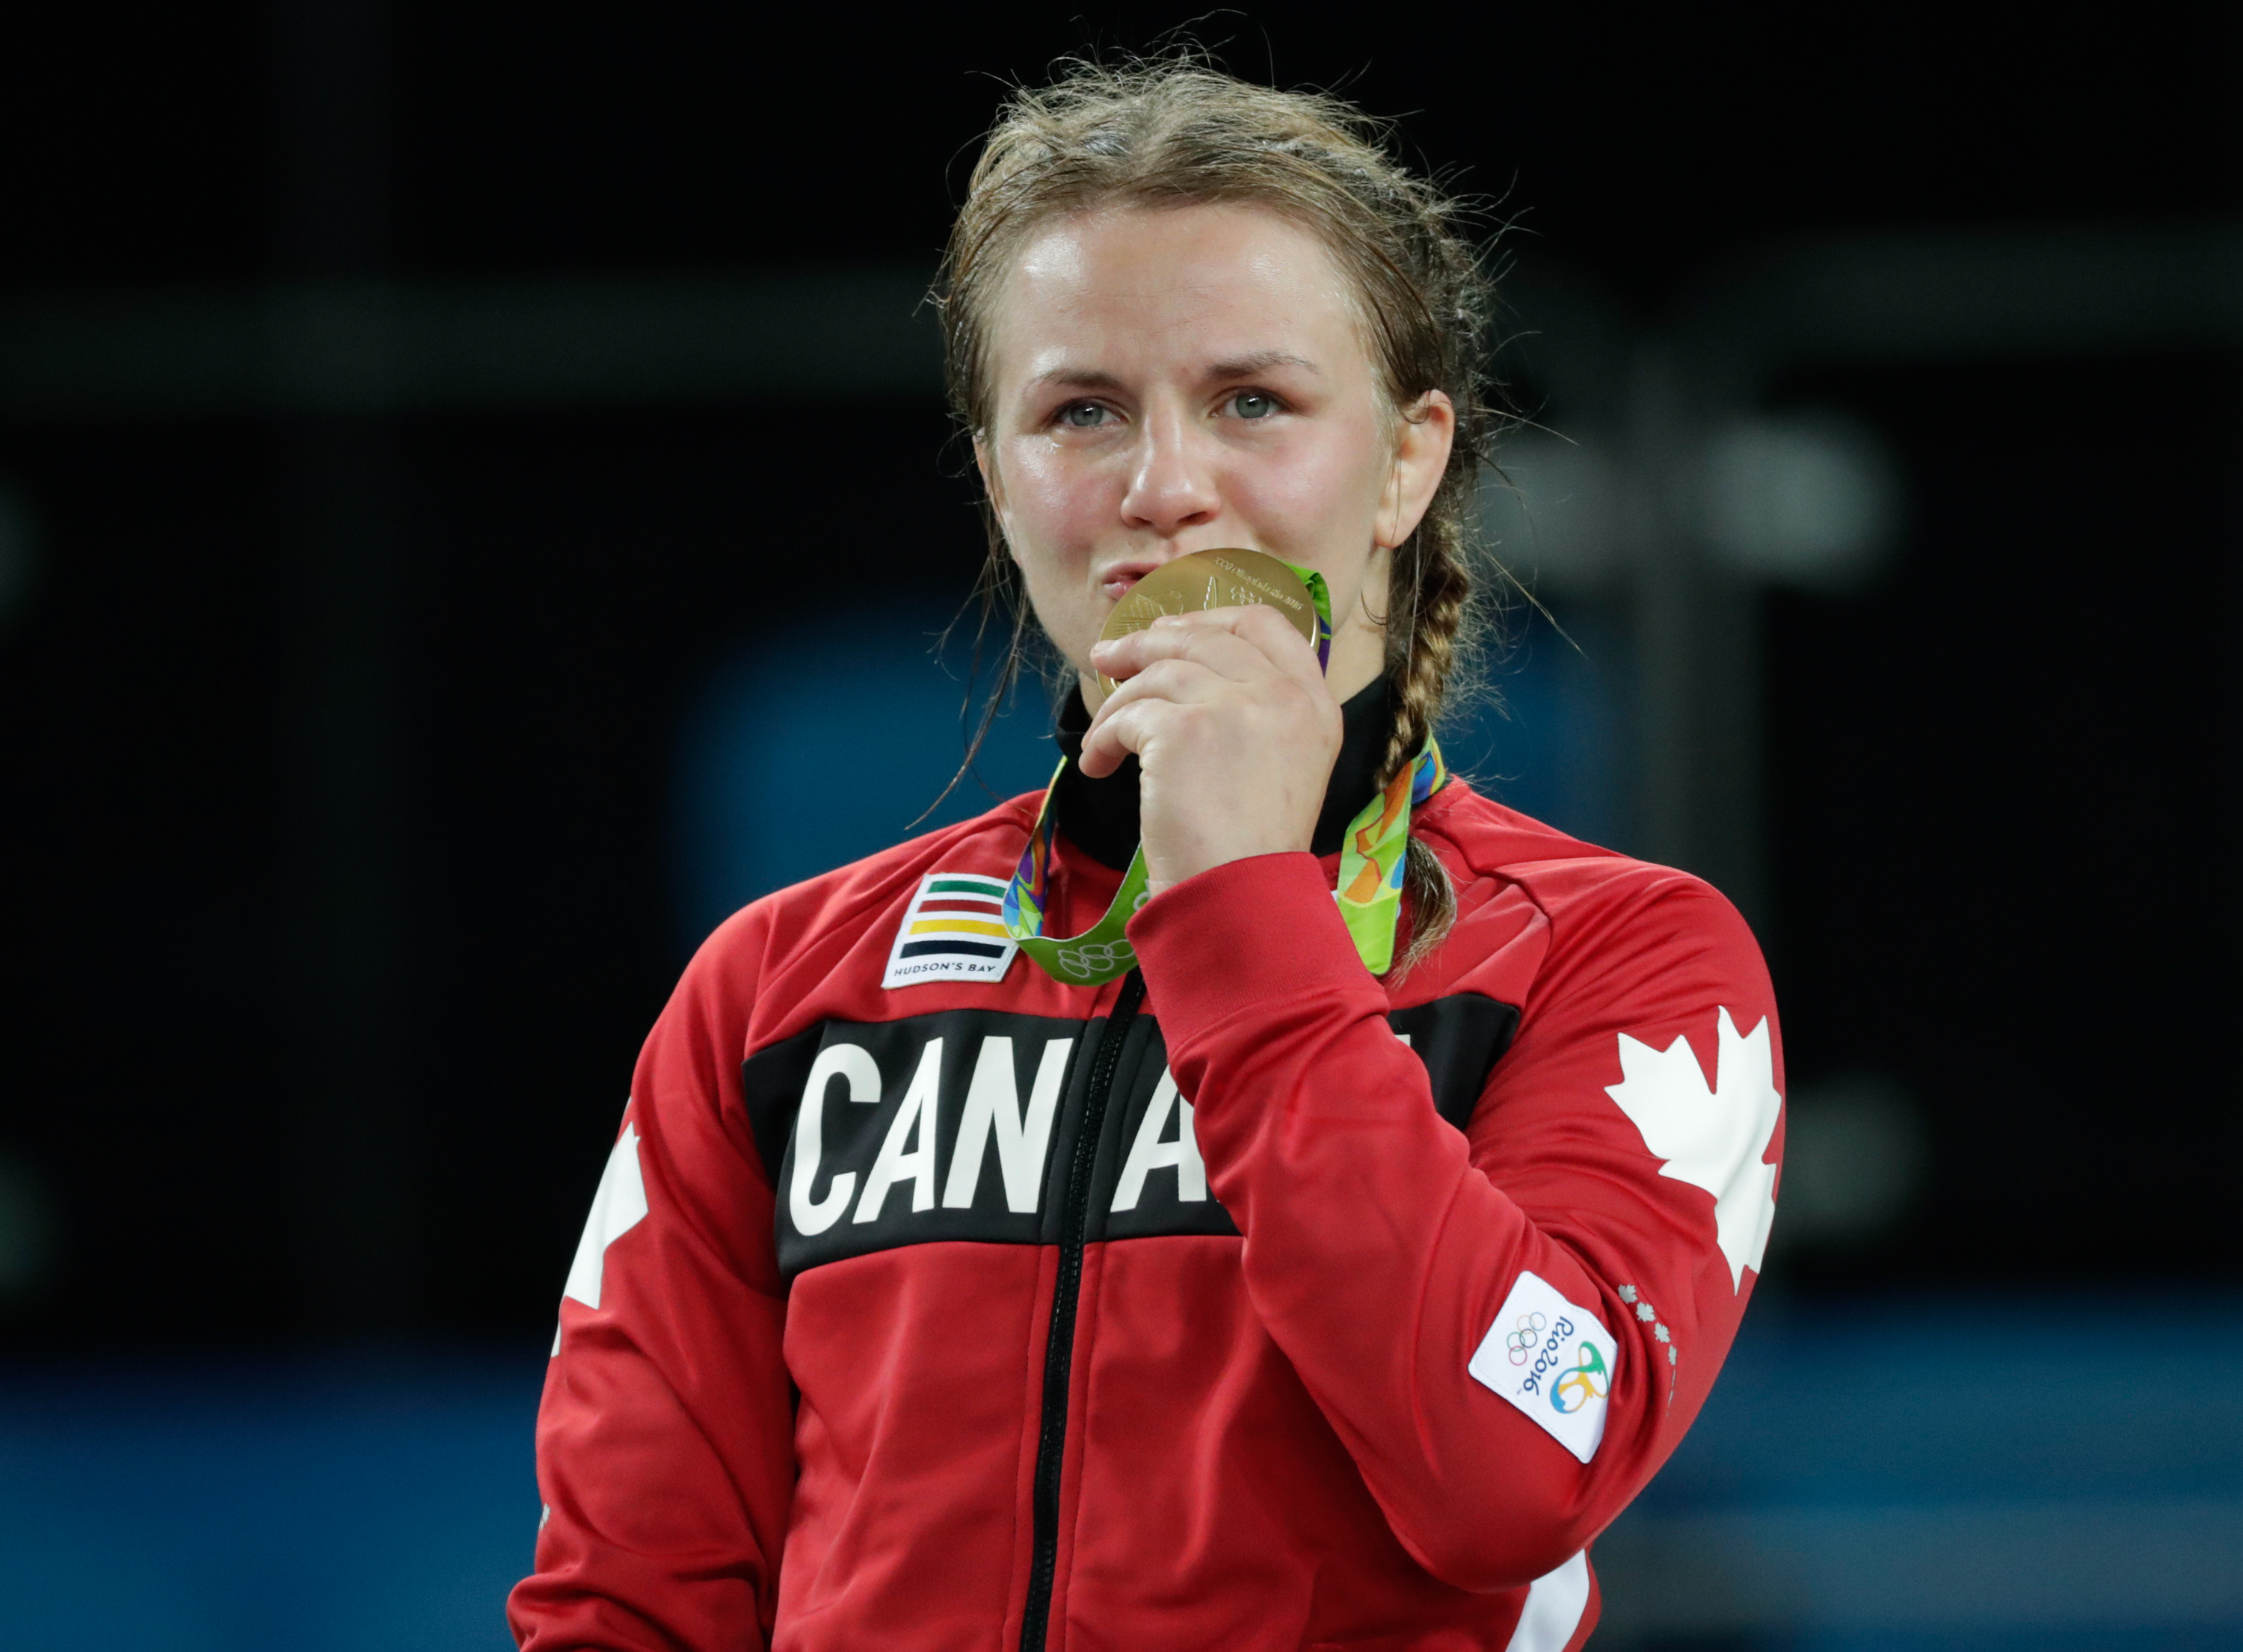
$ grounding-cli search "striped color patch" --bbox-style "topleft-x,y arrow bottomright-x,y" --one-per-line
881,872 -> 1018,988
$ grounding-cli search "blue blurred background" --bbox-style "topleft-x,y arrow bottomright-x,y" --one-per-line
0,4 -> 2237,1646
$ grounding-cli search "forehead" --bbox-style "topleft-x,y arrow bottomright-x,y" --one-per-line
989,203 -> 1367,380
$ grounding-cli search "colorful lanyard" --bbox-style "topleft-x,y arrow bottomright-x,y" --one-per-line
1002,564 -> 1450,984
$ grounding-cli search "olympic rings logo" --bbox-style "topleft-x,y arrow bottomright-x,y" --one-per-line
1551,1343 -> 1610,1414
1504,1312 -> 1548,1366
1054,939 -> 1135,978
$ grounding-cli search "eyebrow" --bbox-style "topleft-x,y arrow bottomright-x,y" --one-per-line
1205,351 -> 1321,380
1027,351 -> 1323,393
1030,366 -> 1127,392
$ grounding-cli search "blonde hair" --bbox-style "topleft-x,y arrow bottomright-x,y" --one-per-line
935,59 -> 1501,970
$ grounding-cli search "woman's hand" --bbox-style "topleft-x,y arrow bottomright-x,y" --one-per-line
1080,605 -> 1344,899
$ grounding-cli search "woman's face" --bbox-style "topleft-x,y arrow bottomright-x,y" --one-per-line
977,203 -> 1453,705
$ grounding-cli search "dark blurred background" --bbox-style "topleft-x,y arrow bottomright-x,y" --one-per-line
1,4 -> 2237,1647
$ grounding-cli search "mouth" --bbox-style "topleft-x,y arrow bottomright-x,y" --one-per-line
1096,561 -> 1160,603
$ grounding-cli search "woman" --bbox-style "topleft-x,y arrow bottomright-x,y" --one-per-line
511,63 -> 1781,1652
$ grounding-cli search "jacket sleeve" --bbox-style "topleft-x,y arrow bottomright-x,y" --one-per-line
1127,849 -> 1782,1593
508,918 -> 796,1651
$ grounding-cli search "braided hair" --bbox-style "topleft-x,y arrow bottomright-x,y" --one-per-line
935,58 -> 1501,970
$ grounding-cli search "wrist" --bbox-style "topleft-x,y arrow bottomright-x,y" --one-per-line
1142,821 -> 1316,899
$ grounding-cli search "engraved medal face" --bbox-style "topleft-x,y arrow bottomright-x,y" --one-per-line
1095,548 -> 1318,694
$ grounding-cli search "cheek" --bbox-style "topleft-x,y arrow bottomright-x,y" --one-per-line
1231,414 -> 1388,540
1000,440 -> 1115,547
996,441 -> 1112,662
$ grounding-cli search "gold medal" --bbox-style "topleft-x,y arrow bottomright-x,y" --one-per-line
1095,548 -> 1321,694
1008,552 -> 1345,987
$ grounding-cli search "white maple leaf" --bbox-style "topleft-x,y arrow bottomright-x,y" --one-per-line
562,1123 -> 648,1310
1604,1009 -> 1781,1291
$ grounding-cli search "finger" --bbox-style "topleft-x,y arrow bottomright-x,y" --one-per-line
1078,657 -> 1222,777
1077,691 -> 1184,778
1087,655 -> 1225,721
1200,602 -> 1331,693
1104,603 -> 1323,691
1083,607 -> 1335,779
1092,605 -> 1316,686
1092,618 -> 1272,688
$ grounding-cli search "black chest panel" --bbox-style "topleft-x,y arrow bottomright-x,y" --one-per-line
742,992 -> 1519,1280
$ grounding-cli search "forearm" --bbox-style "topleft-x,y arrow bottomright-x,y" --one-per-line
1130,854 -> 1767,1588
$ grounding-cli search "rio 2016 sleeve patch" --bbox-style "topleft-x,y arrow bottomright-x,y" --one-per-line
1468,1270 -> 1620,1464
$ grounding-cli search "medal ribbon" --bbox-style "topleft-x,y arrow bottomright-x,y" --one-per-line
1003,564 -> 1450,984
1332,733 -> 1447,976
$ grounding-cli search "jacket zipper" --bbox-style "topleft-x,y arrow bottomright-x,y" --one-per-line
1019,968 -> 1147,1652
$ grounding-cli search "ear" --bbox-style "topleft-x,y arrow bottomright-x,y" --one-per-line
973,436 -> 1014,552
1375,390 -> 1457,550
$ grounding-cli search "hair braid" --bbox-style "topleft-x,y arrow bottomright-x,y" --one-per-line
1382,479 -> 1477,972
1382,515 -> 1473,783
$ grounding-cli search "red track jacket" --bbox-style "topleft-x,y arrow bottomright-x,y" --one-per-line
509,778 -> 1782,1651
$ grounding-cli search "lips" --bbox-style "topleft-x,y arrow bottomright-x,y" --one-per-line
1097,561 -> 1160,602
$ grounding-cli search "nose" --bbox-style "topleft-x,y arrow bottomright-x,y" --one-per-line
1119,403 -> 1219,539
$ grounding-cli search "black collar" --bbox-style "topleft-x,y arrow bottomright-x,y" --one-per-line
1052,676 -> 1397,872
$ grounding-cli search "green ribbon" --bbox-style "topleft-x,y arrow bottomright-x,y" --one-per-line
1332,733 -> 1448,976
1003,564 -> 1449,984
1002,776 -> 1155,984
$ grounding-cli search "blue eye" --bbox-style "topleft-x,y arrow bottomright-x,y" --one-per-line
1230,391 -> 1278,419
1061,403 -> 1109,428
